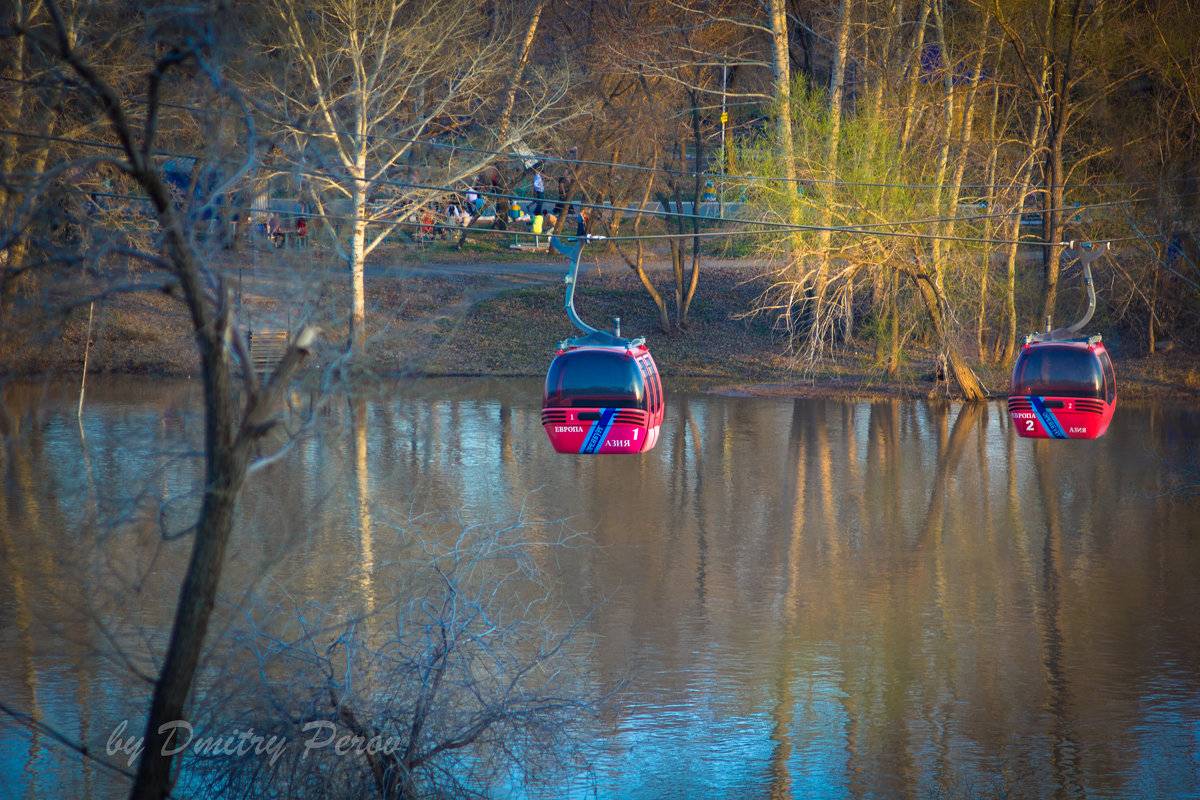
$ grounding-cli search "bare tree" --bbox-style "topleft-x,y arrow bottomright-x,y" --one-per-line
252,0 -> 573,353
2,4 -> 322,797
736,0 -> 990,398
583,0 -> 769,332
202,510 -> 610,800
770,0 -> 802,280
990,0 -> 1132,327
2,6 -> 615,799
0,0 -> 142,305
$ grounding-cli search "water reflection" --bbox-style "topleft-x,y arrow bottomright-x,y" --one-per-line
2,377 -> 1199,799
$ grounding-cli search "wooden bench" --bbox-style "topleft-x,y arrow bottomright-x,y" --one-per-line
247,329 -> 290,376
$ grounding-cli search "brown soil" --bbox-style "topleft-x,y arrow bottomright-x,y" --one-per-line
4,246 -> 1199,404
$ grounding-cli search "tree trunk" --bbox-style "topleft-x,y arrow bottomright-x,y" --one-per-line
618,176 -> 670,332
900,0 -> 933,154
768,0 -> 800,275
1,124 -> 55,305
818,0 -> 852,343
679,97 -> 704,328
493,1 -> 546,144
1148,258 -> 1159,354
998,101 -> 1046,364
350,179 -> 367,353
929,0 -> 956,290
887,265 -> 901,376
131,307 -> 245,799
907,266 -> 986,401
1041,132 -> 1066,325
979,81 -> 1000,360
634,238 -> 671,333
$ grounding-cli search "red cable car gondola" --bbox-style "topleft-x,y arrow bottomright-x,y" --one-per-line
541,236 -> 665,454
1008,241 -> 1116,439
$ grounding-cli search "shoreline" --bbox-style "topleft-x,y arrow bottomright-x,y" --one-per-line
2,254 -> 1198,404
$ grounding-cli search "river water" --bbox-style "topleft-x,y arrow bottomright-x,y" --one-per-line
2,377 -> 1199,799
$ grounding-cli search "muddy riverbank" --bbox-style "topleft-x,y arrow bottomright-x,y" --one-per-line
3,251 -> 1198,403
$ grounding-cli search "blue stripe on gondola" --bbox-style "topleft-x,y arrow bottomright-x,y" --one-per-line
1030,397 -> 1068,439
580,408 -> 616,454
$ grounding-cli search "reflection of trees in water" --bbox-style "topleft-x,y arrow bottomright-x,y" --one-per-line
765,400 -> 1081,797
668,393 -> 708,612
199,509 -> 609,800
2,381 -> 611,798
1034,440 -> 1081,800
6,384 -> 1200,797
352,396 -> 374,616
1,381 -> 211,798
0,419 -> 46,793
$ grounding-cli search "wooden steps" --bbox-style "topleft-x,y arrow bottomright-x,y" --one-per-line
247,329 -> 290,375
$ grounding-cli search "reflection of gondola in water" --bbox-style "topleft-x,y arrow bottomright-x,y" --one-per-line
541,235 -> 664,454
1008,242 -> 1116,439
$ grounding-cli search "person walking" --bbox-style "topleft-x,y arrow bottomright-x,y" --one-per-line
532,170 -> 545,215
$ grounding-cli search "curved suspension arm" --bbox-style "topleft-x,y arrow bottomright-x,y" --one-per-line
1043,241 -> 1109,340
550,234 -> 600,336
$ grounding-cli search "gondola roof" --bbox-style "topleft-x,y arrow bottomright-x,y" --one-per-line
560,329 -> 645,351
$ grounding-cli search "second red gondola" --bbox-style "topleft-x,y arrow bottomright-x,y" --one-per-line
1007,241 -> 1116,440
1007,336 -> 1116,439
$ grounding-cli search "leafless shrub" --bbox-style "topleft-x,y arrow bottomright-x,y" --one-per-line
188,511 -> 615,800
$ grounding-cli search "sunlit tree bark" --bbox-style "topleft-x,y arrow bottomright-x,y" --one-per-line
819,0 -> 852,343
769,0 -> 802,277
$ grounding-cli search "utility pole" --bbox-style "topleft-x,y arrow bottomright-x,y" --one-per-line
720,60 -> 727,219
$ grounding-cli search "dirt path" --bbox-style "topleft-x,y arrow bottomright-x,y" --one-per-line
404,272 -> 548,340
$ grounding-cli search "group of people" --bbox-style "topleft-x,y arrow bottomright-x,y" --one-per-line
529,168 -> 591,238
264,213 -> 307,249
249,170 -> 586,248
403,155 -> 589,243
411,197 -> 477,241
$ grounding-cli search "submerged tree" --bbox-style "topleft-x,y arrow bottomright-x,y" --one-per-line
199,510 -> 609,800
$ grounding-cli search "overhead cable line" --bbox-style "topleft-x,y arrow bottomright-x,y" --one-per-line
36,151 -> 1137,243
2,122 -> 1171,249
47,178 -> 1153,250
1,128 -> 1183,248
1,123 -> 1175,238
